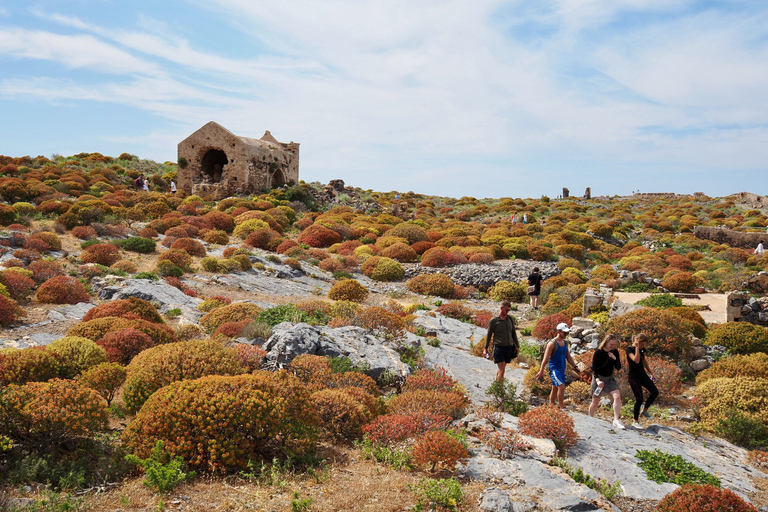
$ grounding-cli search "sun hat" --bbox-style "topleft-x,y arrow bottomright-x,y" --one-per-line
556,322 -> 570,333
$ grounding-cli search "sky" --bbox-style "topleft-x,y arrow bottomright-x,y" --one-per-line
1,0 -> 767,199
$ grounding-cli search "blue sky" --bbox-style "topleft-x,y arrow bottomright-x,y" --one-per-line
1,0 -> 767,199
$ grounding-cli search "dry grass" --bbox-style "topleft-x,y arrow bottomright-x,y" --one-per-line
56,445 -> 485,512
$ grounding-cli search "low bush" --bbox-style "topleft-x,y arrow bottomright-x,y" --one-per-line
380,242 -> 418,263
0,379 -> 108,450
0,347 -> 62,386
112,236 -> 156,254
361,256 -> 404,282
199,302 -> 264,333
157,249 -> 192,270
411,430 -> 469,471
122,372 -> 318,472
0,294 -> 18,326
47,336 -> 108,378
662,271 -> 700,293
123,339 -> 244,412
635,448 -> 720,486
328,279 -> 369,302
694,377 -> 768,434
605,308 -> 691,357
531,313 -> 570,341
68,317 -> 177,345
697,353 -> 768,384
77,362 -> 126,406
297,224 -> 342,248
518,405 -> 578,451
311,388 -> 369,441
170,237 -> 206,257
387,390 -> 469,419
656,484 -> 756,512
403,367 -> 462,394
706,322 -> 768,355
83,297 -> 164,324
36,276 -> 90,304
406,273 -> 455,298
80,243 -> 121,266
636,293 -> 683,309
0,271 -> 36,301
436,301 -> 473,322
488,280 -> 527,303
97,328 -> 156,365
27,259 -> 64,284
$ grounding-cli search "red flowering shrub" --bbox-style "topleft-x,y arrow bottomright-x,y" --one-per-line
202,211 -> 234,232
199,302 -> 264,333
361,256 -> 404,281
411,241 -> 436,255
518,405 -> 578,451
656,484 -> 757,512
646,356 -> 683,397
68,317 -> 177,345
0,295 -> 19,326
213,319 -> 249,339
170,237 -> 206,257
83,297 -> 164,323
484,428 -> 533,458
311,388 -> 369,440
411,430 -> 469,471
233,343 -> 267,372
437,301 -> 473,322
605,308 -> 690,357
26,232 -> 62,252
667,254 -> 692,271
662,271 -> 699,293
71,225 -> 98,240
380,242 -> 418,263
80,243 -> 120,266
421,247 -> 464,267
12,248 -> 41,264
0,271 -> 35,301
0,347 -> 62,386
97,328 -> 155,365
0,379 -> 108,450
473,310 -> 494,329
532,314 -> 571,341
362,412 -> 452,446
297,224 -> 342,248
123,339 -> 244,412
157,248 -> 192,269
706,322 -> 768,355
47,336 -> 108,378
387,390 -> 469,419
407,273 -> 455,298
77,362 -> 126,406
27,259 -> 64,284
328,279 -> 369,302
36,275 -> 90,304
403,367 -> 462,394
122,372 -> 318,471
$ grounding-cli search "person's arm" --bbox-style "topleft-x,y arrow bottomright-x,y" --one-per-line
591,350 -> 605,374
566,347 -> 578,370
613,349 -> 621,370
484,319 -> 496,354
536,342 -> 555,378
510,317 -> 519,346
642,352 -> 653,377
627,347 -> 641,363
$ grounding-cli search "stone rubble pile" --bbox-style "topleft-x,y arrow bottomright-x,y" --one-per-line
403,260 -> 559,289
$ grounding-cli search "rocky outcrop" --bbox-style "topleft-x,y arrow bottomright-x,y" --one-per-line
403,261 -> 559,289
94,277 -> 203,324
694,226 -> 768,250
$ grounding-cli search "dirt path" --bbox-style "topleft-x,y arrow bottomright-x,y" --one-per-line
613,292 -> 727,325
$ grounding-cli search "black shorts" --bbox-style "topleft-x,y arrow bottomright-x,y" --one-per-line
493,345 -> 518,364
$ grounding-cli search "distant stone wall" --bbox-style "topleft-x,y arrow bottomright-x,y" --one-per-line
694,226 -> 768,249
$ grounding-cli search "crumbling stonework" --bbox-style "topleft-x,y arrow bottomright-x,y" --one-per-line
694,226 -> 768,250
177,122 -> 299,200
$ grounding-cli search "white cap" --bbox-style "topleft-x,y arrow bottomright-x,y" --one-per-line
556,323 -> 570,333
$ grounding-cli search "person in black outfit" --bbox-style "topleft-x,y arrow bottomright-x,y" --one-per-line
483,301 -> 519,383
527,267 -> 542,309
588,334 -> 625,429
627,333 -> 658,429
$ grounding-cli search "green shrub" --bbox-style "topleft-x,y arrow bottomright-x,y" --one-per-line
112,237 -> 156,254
635,293 -> 683,309
361,256 -> 404,282
77,362 -> 126,406
125,440 -> 196,494
47,336 -> 108,378
123,339 -> 244,413
488,280 -> 526,303
706,323 -> 768,354
257,304 -> 310,326
0,347 -> 62,386
635,448 -> 720,486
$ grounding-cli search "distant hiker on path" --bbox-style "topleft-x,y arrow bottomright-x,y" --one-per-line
527,267 -> 542,309
143,178 -> 149,192
589,334 -> 625,430
627,333 -> 658,429
483,301 -> 519,383
536,323 -> 578,408
170,180 -> 177,194
135,174 -> 144,190
756,242 -> 765,256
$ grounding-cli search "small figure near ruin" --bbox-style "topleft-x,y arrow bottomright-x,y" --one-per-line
756,242 -> 765,256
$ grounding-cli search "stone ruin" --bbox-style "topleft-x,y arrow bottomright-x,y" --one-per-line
177,121 -> 299,200
583,187 -> 591,200
562,187 -> 569,198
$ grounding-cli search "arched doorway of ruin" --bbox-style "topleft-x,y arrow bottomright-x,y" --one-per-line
271,169 -> 286,188
200,149 -> 228,183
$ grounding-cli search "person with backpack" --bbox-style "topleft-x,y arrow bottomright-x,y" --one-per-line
536,323 -> 579,408
588,334 -> 625,429
483,301 -> 519,383
135,174 -> 144,190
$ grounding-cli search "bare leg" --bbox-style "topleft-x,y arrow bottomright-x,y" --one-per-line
611,390 -> 622,421
549,385 -> 558,406
589,394 -> 601,417
556,384 -> 566,408
496,361 -> 507,382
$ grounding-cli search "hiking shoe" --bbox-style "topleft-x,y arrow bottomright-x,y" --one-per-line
641,410 -> 652,419
612,419 -> 625,430
632,422 -> 643,429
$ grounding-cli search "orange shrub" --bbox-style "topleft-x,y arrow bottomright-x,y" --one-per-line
647,356 -> 683,397
97,328 -> 156,365
233,344 -> 267,372
403,367 -> 461,394
36,275 -> 90,304
170,237 -> 206,257
387,390 -> 469,419
27,259 -> 64,284
71,225 -> 98,240
123,339 -> 244,412
329,371 -> 380,397
157,248 -> 192,269
362,412 -> 452,446
532,313 -> 570,341
311,388 -> 369,440
411,430 -> 470,471
662,271 -> 699,293
290,354 -> 333,393
83,297 -> 164,323
199,302 -> 263,333
297,224 -> 342,248
77,362 -> 126,406
352,305 -> 406,341
605,308 -> 690,357
0,271 -> 36,301
656,484 -> 757,512
421,247 -> 466,268
406,273 -> 455,298
0,379 -> 108,450
203,211 -> 235,232
81,243 -> 121,266
68,317 -> 178,345
437,301 -> 473,322
381,242 -> 418,263
518,405 -> 578,451
122,372 -> 318,472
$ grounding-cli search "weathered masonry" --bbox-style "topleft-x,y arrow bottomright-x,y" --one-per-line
177,121 -> 299,200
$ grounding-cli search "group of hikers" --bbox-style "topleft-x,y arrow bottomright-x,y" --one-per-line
134,173 -> 176,194
484,298 -> 658,430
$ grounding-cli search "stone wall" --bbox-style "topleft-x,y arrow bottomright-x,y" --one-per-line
693,226 -> 768,250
